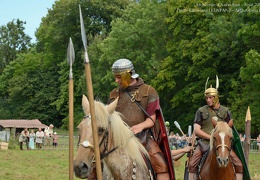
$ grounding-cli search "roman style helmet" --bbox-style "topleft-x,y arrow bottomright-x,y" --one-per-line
204,75 -> 219,106
112,59 -> 139,88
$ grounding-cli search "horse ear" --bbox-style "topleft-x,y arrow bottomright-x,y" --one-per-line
106,97 -> 118,114
228,119 -> 233,127
82,94 -> 90,115
212,117 -> 218,127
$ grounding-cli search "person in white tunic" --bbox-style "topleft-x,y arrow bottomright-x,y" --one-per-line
35,128 -> 44,149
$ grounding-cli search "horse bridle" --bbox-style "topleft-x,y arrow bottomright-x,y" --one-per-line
213,130 -> 232,155
78,115 -> 118,166
215,143 -> 231,152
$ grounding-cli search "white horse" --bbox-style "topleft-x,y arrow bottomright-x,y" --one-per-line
73,95 -> 153,179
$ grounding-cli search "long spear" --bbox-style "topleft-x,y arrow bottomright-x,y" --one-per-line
79,5 -> 102,179
67,37 -> 75,180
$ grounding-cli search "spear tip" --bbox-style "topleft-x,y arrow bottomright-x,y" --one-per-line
67,37 -> 75,66
79,4 -> 88,51
245,106 -> 251,121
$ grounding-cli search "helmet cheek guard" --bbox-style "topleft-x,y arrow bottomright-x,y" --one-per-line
212,96 -> 219,106
120,72 -> 131,88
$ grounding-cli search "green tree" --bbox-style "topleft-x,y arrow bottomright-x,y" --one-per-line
0,52 -> 62,126
35,0 -> 132,128
0,19 -> 31,73
227,1 -> 260,136
229,50 -> 260,136
153,0 -> 250,131
0,0 -> 259,135
98,0 -> 169,99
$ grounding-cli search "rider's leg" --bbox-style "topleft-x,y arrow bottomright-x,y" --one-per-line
146,138 -> 170,180
188,146 -> 202,180
230,150 -> 243,180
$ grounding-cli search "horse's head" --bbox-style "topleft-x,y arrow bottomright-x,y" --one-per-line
210,119 -> 233,167
73,95 -> 118,179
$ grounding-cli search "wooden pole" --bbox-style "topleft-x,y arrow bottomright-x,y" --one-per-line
244,106 -> 251,166
69,78 -> 74,180
84,63 -> 103,179
67,38 -> 75,180
79,5 -> 102,179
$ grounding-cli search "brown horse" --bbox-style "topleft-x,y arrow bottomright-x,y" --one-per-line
199,119 -> 236,180
73,95 -> 152,179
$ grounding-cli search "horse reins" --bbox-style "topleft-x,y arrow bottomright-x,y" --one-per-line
79,115 -> 118,164
99,128 -> 118,160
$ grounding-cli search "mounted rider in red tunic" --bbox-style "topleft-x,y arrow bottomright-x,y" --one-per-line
109,59 -> 174,180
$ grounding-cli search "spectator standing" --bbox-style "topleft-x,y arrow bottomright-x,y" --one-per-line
168,131 -> 177,150
257,134 -> 260,154
239,134 -> 244,141
165,121 -> 170,136
52,132 -> 58,148
19,128 -> 29,150
239,134 -> 245,146
180,134 -> 188,148
29,129 -> 36,150
44,124 -> 54,147
175,133 -> 181,149
35,128 -> 44,149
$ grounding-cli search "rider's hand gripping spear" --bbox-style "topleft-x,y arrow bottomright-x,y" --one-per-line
79,5 -> 103,179
67,37 -> 75,180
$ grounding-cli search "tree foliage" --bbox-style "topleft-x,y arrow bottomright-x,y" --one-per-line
0,19 -> 31,73
1,0 -> 132,128
0,0 -> 259,136
97,0 -> 169,100
151,0 -> 260,135
0,52 -> 62,125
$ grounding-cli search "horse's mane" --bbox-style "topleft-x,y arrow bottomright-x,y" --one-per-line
209,121 -> 233,150
94,101 -> 148,168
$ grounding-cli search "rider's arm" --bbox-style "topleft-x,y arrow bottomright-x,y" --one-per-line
194,123 -> 211,140
171,146 -> 191,161
131,86 -> 159,134
193,109 -> 211,140
131,113 -> 155,134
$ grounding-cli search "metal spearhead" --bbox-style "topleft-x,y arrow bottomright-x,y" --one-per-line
79,5 -> 89,63
216,75 -> 219,89
188,125 -> 192,137
67,37 -> 75,79
205,77 -> 209,91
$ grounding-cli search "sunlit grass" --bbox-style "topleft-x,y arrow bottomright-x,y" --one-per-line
0,148 -> 259,179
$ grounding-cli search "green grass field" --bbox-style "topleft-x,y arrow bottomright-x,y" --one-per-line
0,148 -> 259,180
